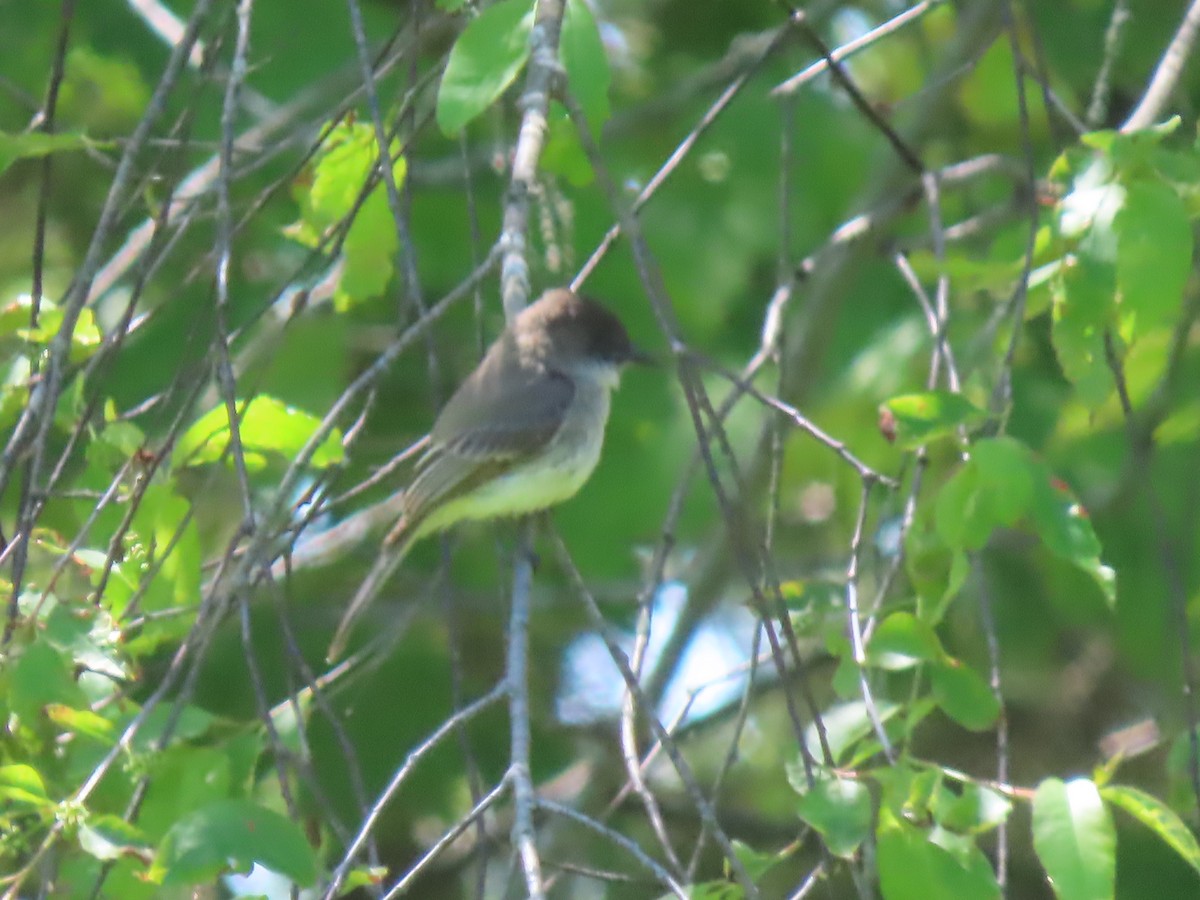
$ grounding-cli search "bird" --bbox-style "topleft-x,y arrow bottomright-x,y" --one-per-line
324,287 -> 650,660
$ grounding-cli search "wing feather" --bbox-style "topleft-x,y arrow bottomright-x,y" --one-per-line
402,339 -> 574,525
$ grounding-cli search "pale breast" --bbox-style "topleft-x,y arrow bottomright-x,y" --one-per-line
416,379 -> 613,534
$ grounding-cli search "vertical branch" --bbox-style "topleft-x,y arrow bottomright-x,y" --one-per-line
506,530 -> 544,900
500,0 -> 566,319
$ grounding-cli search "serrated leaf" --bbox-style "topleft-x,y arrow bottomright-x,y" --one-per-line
436,0 -> 535,136
175,396 -> 343,471
1100,784 -> 1200,878
881,391 -> 986,450
795,775 -> 872,858
149,799 -> 317,887
287,121 -> 407,307
1032,778 -> 1115,900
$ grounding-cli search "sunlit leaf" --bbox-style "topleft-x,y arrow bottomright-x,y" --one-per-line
1101,784 -> 1200,878
1032,778 -> 1115,900
175,396 -> 343,471
45,704 -> 116,744
881,391 -> 986,450
0,764 -> 51,807
286,121 -> 407,308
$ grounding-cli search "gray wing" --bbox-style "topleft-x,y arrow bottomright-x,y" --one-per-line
402,339 -> 574,525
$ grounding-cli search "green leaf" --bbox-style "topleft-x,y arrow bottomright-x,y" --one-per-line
802,699 -> 900,766
561,0 -> 610,134
0,764 -> 51,807
1058,160 -> 1123,259
286,121 -> 407,308
542,102 -> 594,185
0,129 -> 101,176
1100,784 -> 1200,878
78,815 -> 153,862
10,640 -> 88,725
934,781 -> 1012,835
1115,179 -> 1192,339
881,391 -> 986,450
1032,777 -> 1116,900
866,612 -> 945,670
337,159 -> 406,308
877,809 -> 1002,900
1028,474 -> 1116,606
436,0 -> 535,136
175,396 -> 343,471
795,775 -> 873,858
149,799 -> 317,887
45,704 -> 116,743
935,462 -> 984,550
1051,254 -> 1116,409
935,437 -> 1034,552
929,659 -> 999,732
731,838 -> 793,883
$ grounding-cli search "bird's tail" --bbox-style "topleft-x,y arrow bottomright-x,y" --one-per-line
325,520 -> 417,662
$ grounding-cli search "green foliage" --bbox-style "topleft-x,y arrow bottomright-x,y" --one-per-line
794,774 -> 872,858
285,120 -> 409,310
1032,778 -> 1116,900
435,0 -> 536,136
148,799 -> 317,887
880,390 -> 987,450
0,130 -> 104,177
1045,117 -> 1200,410
4,1 -> 1200,897
175,395 -> 344,471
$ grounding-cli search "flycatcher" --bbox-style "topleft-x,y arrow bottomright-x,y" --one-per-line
325,287 -> 649,660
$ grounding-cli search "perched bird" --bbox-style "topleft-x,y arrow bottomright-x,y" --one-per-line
325,287 -> 650,660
